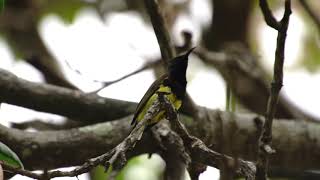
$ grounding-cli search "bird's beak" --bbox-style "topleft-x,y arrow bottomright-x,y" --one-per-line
185,47 -> 196,57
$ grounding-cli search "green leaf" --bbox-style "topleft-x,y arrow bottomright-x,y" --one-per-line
0,0 -> 4,12
40,0 -> 91,24
0,142 -> 24,169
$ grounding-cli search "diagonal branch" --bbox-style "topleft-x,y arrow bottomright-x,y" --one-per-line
92,60 -> 162,93
256,1 -> 292,180
194,46 -> 320,123
0,2 -> 78,90
298,0 -> 320,30
1,99 -> 161,179
0,68 -> 136,122
143,0 -> 176,64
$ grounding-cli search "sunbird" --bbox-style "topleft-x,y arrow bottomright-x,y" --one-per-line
131,47 -> 195,131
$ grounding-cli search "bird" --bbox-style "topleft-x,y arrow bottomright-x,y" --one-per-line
131,47 -> 195,131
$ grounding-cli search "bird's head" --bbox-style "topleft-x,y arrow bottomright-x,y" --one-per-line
168,47 -> 195,83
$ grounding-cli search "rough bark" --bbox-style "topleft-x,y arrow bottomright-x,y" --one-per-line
195,46 -> 319,122
1,110 -> 320,174
0,68 -> 198,123
0,164 -> 3,180
0,69 -> 136,122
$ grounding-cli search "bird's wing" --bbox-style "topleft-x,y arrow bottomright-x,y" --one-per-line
131,74 -> 168,126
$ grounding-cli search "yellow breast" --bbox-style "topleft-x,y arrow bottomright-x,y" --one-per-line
137,85 -> 182,124
157,85 -> 182,109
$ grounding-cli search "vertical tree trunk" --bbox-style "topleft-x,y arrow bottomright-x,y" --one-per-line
202,0 -> 253,50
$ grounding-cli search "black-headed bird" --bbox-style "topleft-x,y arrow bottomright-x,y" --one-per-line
131,47 -> 195,131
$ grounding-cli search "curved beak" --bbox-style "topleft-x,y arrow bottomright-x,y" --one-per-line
184,47 -> 196,57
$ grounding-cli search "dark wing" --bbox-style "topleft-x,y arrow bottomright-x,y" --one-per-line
131,74 -> 168,126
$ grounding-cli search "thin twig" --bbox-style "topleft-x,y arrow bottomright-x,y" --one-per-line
259,0 -> 280,30
26,56 -> 78,90
66,59 -> 162,93
87,31 -> 192,94
92,60 -> 162,93
298,0 -> 320,30
255,1 -> 291,180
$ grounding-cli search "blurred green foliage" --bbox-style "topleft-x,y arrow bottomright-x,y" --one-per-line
40,0 -> 91,24
67,156 -> 165,180
0,0 -> 4,12
90,165 -> 112,180
297,9 -> 320,73
116,154 -> 164,180
301,32 -> 320,72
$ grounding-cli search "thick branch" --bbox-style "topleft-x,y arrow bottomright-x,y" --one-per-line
0,68 -> 200,122
0,68 -> 202,123
11,119 -> 86,130
159,94 -> 255,179
1,110 -> 320,173
153,123 -> 190,180
0,69 -> 136,122
298,0 -> 320,30
194,46 -> 319,123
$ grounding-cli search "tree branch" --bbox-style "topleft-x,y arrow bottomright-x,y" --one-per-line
0,68 -> 201,123
153,123 -> 190,180
1,110 -> 320,173
0,164 -> 3,180
143,0 -> 176,64
11,119 -> 86,130
143,1 -> 199,179
256,1 -> 292,179
298,0 -> 320,30
0,96 -> 254,180
158,93 -> 255,179
1,99 -> 164,179
91,60 -> 162,93
0,3 -> 77,89
259,0 -> 280,30
194,45 -> 320,123
0,68 -> 136,122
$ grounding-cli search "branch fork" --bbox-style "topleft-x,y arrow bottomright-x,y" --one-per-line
255,0 -> 291,180
157,93 -> 256,180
